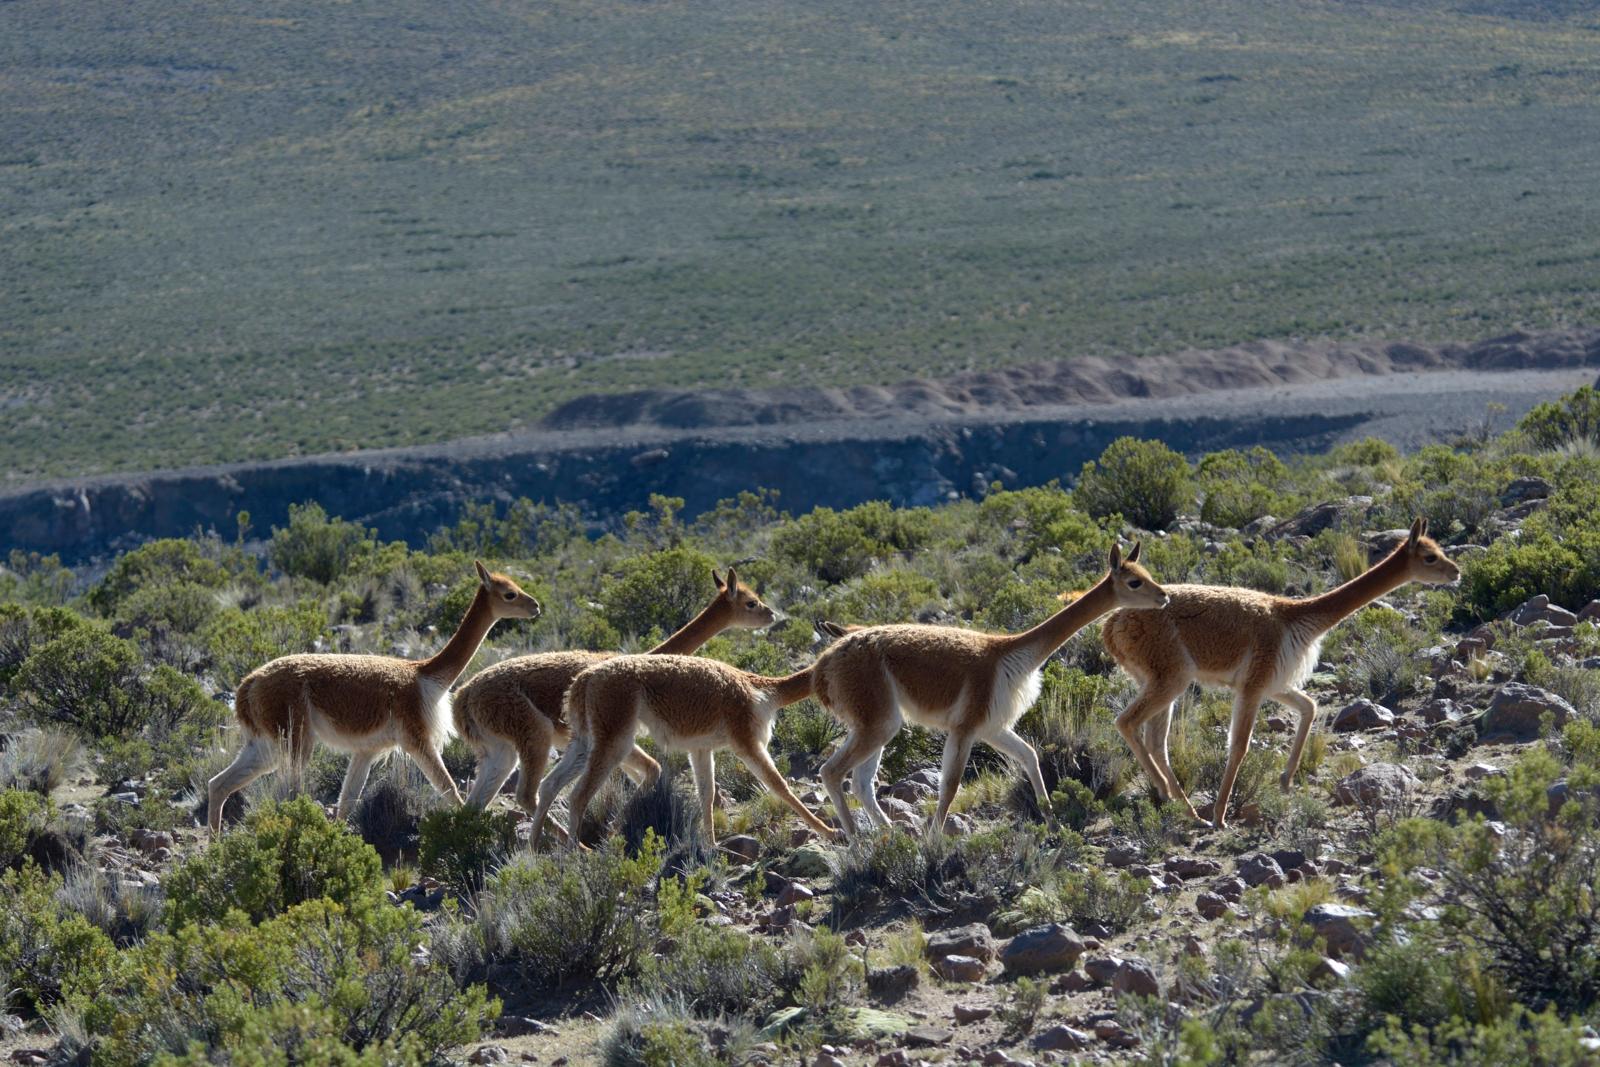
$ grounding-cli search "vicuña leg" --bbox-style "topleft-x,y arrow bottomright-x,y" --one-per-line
559,728 -> 636,850
405,742 -> 464,806
737,744 -> 836,840
1141,701 -> 1199,817
988,726 -> 1052,815
336,750 -> 381,820
1116,678 -> 1191,814
465,739 -> 520,809
1276,688 -> 1318,791
820,722 -> 897,839
929,728 -> 976,837
1212,685 -> 1265,829
207,735 -> 280,833
689,749 -> 717,843
530,736 -> 589,850
851,747 -> 893,830
622,746 -> 662,790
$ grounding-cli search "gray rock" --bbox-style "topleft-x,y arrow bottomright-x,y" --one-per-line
1481,683 -> 1576,740
952,1003 -> 992,1024
721,834 -> 761,862
782,843 -> 835,878
1335,763 -> 1420,807
1237,853 -> 1286,888
1163,855 -> 1223,880
1332,699 -> 1396,732
931,954 -> 987,983
1501,476 -> 1551,506
927,922 -> 997,962
1033,1026 -> 1092,1052
1195,893 -> 1233,920
1420,698 -> 1463,724
867,965 -> 920,1000
1304,903 -> 1374,960
1001,923 -> 1087,976
1509,594 -> 1578,628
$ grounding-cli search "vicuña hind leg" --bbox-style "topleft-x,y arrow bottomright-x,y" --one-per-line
737,744 -> 837,841
336,750 -> 381,820
1276,688 -> 1318,790
464,739 -> 520,810
207,736 -> 280,833
1141,701 -> 1198,818
1212,685 -> 1266,830
818,689 -> 900,838
559,729 -> 636,850
851,747 -> 893,830
929,728 -> 976,837
689,749 -> 717,844
530,737 -> 588,850
405,742 -> 463,806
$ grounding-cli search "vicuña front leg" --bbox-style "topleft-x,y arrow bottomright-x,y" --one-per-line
1116,681 -> 1195,818
929,729 -> 975,837
689,749 -> 717,845
1141,701 -> 1201,820
1276,688 -> 1318,791
406,742 -> 464,806
207,736 -> 281,833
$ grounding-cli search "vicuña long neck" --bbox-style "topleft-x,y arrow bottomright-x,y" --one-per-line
1001,578 -> 1118,670
419,587 -> 498,684
754,667 -> 814,707
649,599 -> 731,656
1286,546 -> 1412,633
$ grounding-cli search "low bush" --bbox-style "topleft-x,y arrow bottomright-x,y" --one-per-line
1073,437 -> 1193,532
0,864 -> 118,1017
601,546 -> 721,639
269,503 -> 378,584
164,796 -> 385,930
418,805 -> 519,894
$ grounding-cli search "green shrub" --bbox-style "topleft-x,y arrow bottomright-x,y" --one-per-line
203,602 -> 330,691
1073,437 -> 1193,531
1519,386 -> 1600,451
0,864 -> 117,1017
0,788 -> 52,867
12,626 -> 215,741
831,824 -> 1071,922
269,503 -> 378,584
977,484 -> 1107,561
636,877 -> 788,1016
1001,867 -> 1151,935
88,539 -> 235,617
772,501 -> 933,585
601,546 -> 720,638
1197,447 -> 1290,528
477,833 -> 663,988
601,1003 -> 728,1067
418,806 -> 519,895
1368,1005 -> 1594,1067
83,899 -> 494,1067
1462,520 -> 1600,619
164,797 -> 385,930
1000,976 -> 1048,1038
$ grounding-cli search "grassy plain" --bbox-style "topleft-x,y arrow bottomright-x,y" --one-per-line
3,0 -> 1599,480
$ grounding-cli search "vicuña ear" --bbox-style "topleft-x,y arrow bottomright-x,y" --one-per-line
1408,517 -> 1425,545
1108,542 -> 1123,570
474,560 -> 491,586
723,566 -> 740,599
712,568 -> 726,591
1126,540 -> 1142,564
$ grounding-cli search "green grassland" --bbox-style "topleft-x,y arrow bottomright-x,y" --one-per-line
3,0 -> 1600,481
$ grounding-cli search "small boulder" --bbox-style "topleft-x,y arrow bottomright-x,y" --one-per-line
1500,476 -> 1551,506
1163,856 -> 1223,880
1236,853 -> 1286,889
902,1026 -> 952,1049
782,843 -> 835,878
777,881 -> 814,907
867,964 -> 920,1000
1001,923 -> 1087,976
721,834 -> 761,862
1481,683 -> 1576,740
926,922 -> 997,962
1033,1026 -> 1092,1053
1109,958 -> 1160,997
1332,699 -> 1396,732
1508,594 -> 1577,628
468,1047 -> 510,1066
952,1003 -> 993,1024
1334,763 -> 1419,807
1304,903 -> 1374,960
1419,698 -> 1463,725
1195,893 -> 1233,921
931,954 -> 987,983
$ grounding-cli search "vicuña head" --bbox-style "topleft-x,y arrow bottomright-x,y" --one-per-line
453,565 -> 778,828
810,540 -> 1166,838
206,560 -> 538,833
1102,516 -> 1457,830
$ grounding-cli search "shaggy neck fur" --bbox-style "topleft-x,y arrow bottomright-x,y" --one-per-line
1002,575 -> 1117,669
651,598 -> 738,656
1286,543 -> 1414,632
419,585 -> 499,684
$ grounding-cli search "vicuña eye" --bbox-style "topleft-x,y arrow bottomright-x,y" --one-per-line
1423,554 -> 1438,564
1128,579 -> 1143,589
747,601 -> 759,609
503,591 -> 516,600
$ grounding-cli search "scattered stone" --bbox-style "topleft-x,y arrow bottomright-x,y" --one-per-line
777,881 -> 815,907
1481,683 -> 1576,739
469,1047 -> 510,1065
1500,477 -> 1551,506
1332,699 -> 1396,732
1335,763 -> 1420,807
868,964 -> 921,1000
783,843 -> 835,878
1312,957 -> 1352,984
932,954 -> 987,983
1104,844 -> 1143,868
1032,1026 -> 1092,1053
1579,601 -> 1600,624
876,1051 -> 909,1067
879,796 -> 922,824
903,1026 -> 953,1049
1271,848 -> 1309,872
721,834 -> 761,862
1110,958 -> 1160,998
1464,763 -> 1503,781
927,922 -> 997,962
1270,498 -> 1372,540
1508,594 -> 1578,628
1093,1019 -> 1139,1048
496,1017 -> 557,1038
10,1053 -> 50,1067
1420,698 -> 1463,724
1236,854 -> 1286,889
952,1004 -> 993,1025
814,1055 -> 847,1067
1050,970 -> 1094,994
1163,856 -> 1223,880
1083,956 -> 1121,985
1001,923 -> 1087,976
1211,876 -> 1247,902
981,1052 -> 1014,1066
1304,903 -> 1375,961
130,828 -> 175,853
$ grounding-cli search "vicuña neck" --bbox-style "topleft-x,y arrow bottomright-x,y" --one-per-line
755,667 -> 814,707
1002,578 -> 1117,669
419,586 -> 498,684
1288,546 -> 1412,633
649,599 -> 730,656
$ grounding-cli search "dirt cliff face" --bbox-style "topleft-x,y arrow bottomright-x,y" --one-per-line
3,329 -> 1596,564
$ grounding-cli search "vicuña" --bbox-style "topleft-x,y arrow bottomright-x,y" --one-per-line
206,561 -> 540,832
530,654 -> 834,848
1102,516 -> 1459,828
453,568 -> 776,830
812,542 -> 1167,837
